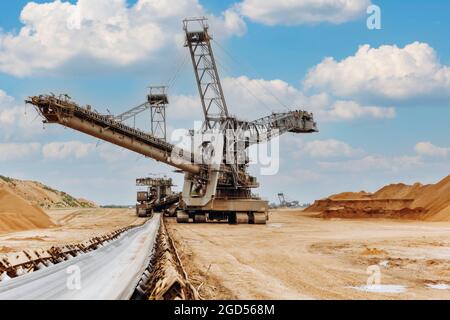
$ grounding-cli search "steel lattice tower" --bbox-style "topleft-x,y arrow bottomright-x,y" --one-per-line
148,86 -> 168,141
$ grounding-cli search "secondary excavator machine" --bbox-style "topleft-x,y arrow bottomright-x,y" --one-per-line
136,177 -> 180,218
27,18 -> 318,224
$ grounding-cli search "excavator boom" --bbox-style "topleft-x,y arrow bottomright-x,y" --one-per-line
26,95 -> 201,175
245,110 -> 318,145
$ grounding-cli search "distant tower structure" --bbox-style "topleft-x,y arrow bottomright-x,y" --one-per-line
148,86 -> 168,141
277,193 -> 287,207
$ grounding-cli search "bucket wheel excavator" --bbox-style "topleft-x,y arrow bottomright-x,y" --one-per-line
27,18 -> 318,225
136,177 -> 180,218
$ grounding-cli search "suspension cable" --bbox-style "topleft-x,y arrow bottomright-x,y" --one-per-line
165,48 -> 191,90
213,39 -> 291,112
214,58 -> 274,115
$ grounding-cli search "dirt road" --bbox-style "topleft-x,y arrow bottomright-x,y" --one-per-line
167,209 -> 450,300
0,208 -> 143,254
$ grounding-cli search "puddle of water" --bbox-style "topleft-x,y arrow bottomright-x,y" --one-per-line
426,283 -> 449,290
349,284 -> 406,293
267,223 -> 284,228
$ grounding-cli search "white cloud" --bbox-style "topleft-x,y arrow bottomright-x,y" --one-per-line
238,0 -> 370,26
170,75 -> 396,122
0,0 -> 246,77
41,140 -> 146,163
169,76 -> 307,121
0,90 -> 14,105
0,143 -> 41,161
415,142 -> 450,158
327,100 -> 395,120
304,42 -> 450,100
222,76 -> 340,120
318,155 -> 423,173
96,143 -> 132,163
42,141 -> 95,160
219,75 -> 394,122
211,8 -> 247,38
0,89 -> 43,138
168,94 -> 203,121
302,139 -> 363,158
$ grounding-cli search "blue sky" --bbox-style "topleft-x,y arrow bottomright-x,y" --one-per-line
0,0 -> 449,205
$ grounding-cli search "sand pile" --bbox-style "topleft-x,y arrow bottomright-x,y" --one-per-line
0,186 -> 55,234
330,191 -> 372,200
306,174 -> 450,221
373,182 -> 424,200
412,175 -> 450,221
0,175 -> 96,209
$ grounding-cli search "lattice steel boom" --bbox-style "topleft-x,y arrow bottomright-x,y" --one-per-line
184,18 -> 229,130
114,102 -> 150,123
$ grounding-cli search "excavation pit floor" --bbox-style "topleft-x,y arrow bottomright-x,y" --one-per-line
1,208 -> 449,300
166,209 -> 450,300
0,208 -> 143,254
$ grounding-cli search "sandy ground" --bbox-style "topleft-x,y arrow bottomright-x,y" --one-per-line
166,209 -> 450,300
0,208 -> 143,254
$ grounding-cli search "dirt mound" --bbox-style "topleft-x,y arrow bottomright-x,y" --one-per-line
412,175 -> 450,215
77,198 -> 97,208
373,182 -> 424,199
306,174 -> 450,221
0,186 -> 55,234
329,191 -> 372,200
361,248 -> 388,256
319,207 -> 427,220
429,204 -> 450,221
308,198 -> 414,212
0,175 -> 96,209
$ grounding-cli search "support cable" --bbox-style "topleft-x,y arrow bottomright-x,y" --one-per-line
213,39 -> 292,112
165,49 -> 191,90
214,57 -> 274,115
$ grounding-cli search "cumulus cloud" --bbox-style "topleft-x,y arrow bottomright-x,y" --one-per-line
327,100 -> 395,120
318,155 -> 423,173
41,140 -> 146,163
169,76 -> 308,121
238,0 -> 370,25
42,141 -> 95,160
304,42 -> 450,101
96,143 -> 133,163
0,0 -> 246,77
0,143 -> 41,161
168,94 -> 204,121
169,75 -> 395,122
0,89 -> 42,139
202,75 -> 394,122
415,142 -> 450,157
302,139 -> 363,158
222,76 -> 313,118
211,8 -> 247,38
0,90 -> 14,105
